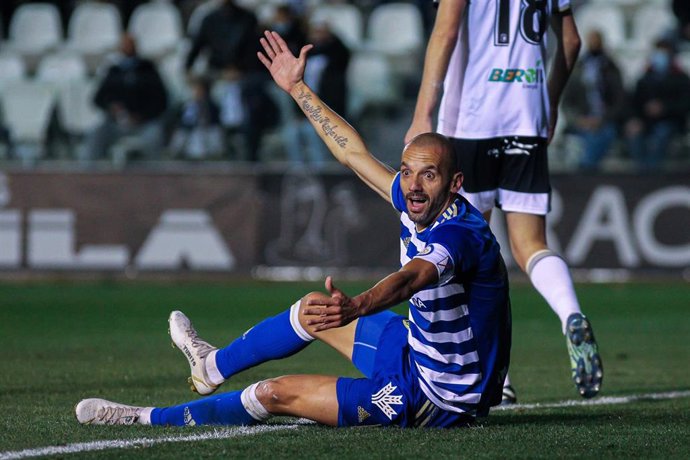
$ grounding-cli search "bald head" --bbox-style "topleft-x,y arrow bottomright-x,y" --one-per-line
404,132 -> 457,176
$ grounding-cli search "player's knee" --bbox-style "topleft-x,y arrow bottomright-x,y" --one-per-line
255,377 -> 296,412
296,292 -> 322,333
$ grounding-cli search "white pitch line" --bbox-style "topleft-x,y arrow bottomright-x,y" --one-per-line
0,425 -> 299,460
1,391 -> 689,459
493,390 -> 690,411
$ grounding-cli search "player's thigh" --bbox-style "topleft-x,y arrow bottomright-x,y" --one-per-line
255,375 -> 339,426
497,136 -> 551,215
297,293 -> 358,360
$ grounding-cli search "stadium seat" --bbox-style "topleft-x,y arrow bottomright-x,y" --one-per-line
0,81 -> 57,163
36,52 -> 88,85
65,2 -> 122,57
346,52 -> 398,119
159,45 -> 193,103
7,3 -> 63,58
630,5 -> 677,50
0,52 -> 27,88
56,79 -> 103,136
617,50 -> 649,89
128,1 -> 183,59
311,4 -> 364,50
363,3 -> 425,56
574,4 -> 627,50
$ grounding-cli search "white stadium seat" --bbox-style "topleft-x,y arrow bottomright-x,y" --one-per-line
0,53 -> 27,88
65,2 -> 123,56
364,3 -> 425,56
8,3 -> 63,56
346,52 -> 398,118
630,6 -> 677,50
36,52 -> 88,85
128,1 -> 183,59
574,4 -> 627,50
0,81 -> 57,162
56,79 -> 103,136
311,4 -> 364,50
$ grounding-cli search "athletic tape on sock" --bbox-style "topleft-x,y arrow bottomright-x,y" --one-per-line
289,301 -> 315,342
240,382 -> 272,421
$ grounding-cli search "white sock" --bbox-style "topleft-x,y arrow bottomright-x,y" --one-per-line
205,349 -> 225,386
139,407 -> 154,425
240,382 -> 272,421
503,373 -> 512,388
527,250 -> 582,334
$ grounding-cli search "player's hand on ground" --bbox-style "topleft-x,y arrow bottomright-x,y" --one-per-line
257,30 -> 313,94
304,276 -> 360,331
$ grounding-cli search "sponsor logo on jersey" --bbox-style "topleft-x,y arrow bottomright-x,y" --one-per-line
488,61 -> 544,85
371,382 -> 404,420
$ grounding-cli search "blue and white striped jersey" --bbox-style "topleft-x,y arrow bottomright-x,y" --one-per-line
390,173 -> 511,417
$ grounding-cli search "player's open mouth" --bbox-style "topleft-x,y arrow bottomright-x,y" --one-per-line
406,194 -> 428,213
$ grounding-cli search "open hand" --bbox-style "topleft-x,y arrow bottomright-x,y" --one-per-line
303,277 -> 361,332
257,30 -> 313,94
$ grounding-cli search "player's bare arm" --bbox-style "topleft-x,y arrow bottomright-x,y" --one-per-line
405,0 -> 466,144
258,30 -> 395,202
304,258 -> 439,331
547,9 -> 581,144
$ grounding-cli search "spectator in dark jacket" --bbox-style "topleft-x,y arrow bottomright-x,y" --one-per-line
623,38 -> 690,171
186,0 -> 278,162
563,30 -> 627,170
80,33 -> 168,163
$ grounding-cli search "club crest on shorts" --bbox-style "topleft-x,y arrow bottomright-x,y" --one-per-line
371,382 -> 403,420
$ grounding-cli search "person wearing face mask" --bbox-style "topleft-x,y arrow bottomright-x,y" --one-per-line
623,38 -> 690,171
563,30 -> 626,170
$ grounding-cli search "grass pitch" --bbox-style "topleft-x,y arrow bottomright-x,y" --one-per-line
0,281 -> 688,459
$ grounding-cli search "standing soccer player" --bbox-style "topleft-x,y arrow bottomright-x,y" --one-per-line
405,0 -> 602,402
75,31 -> 511,429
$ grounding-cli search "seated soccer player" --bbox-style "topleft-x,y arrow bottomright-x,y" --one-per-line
75,31 -> 511,429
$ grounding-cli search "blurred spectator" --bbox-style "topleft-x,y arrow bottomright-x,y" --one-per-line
624,39 -> 690,171
186,0 -> 277,161
185,0 -> 257,74
672,0 -> 690,45
79,34 -> 168,163
169,77 -> 224,159
267,4 -> 307,54
282,19 -> 350,166
563,30 -> 626,171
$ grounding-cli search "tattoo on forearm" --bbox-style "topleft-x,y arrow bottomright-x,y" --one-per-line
297,89 -> 349,148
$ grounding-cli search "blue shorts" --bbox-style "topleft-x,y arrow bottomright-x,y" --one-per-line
336,311 -> 474,428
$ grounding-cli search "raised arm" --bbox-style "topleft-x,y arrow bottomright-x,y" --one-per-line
303,258 -> 439,331
257,30 -> 396,202
547,9 -> 581,144
405,0 -> 466,144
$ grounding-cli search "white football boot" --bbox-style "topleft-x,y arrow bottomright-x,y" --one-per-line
168,310 -> 219,395
75,398 -> 146,425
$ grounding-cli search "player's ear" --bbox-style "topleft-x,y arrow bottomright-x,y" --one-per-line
450,172 -> 463,193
